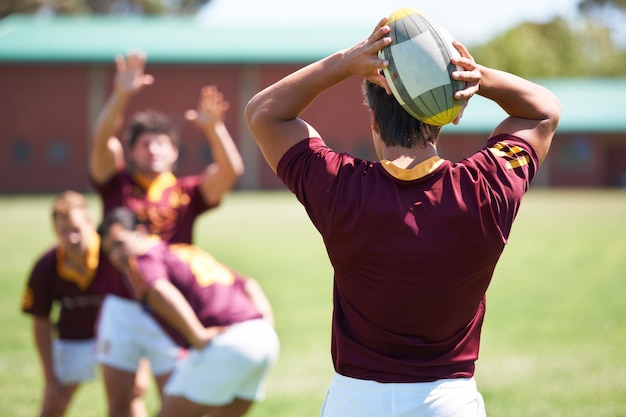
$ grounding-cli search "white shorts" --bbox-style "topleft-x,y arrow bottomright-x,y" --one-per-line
95,295 -> 182,375
165,319 -> 280,406
320,373 -> 486,417
53,339 -> 96,385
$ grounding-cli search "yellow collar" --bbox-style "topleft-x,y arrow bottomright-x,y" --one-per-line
380,156 -> 444,181
56,232 -> 100,291
133,172 -> 177,203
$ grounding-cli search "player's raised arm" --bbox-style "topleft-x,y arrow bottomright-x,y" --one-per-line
89,51 -> 154,185
185,86 -> 245,206
451,41 -> 561,164
245,18 -> 392,172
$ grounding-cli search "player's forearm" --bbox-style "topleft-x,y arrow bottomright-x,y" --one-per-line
204,121 -> 245,180
244,278 -> 274,327
477,66 -> 561,124
33,318 -> 56,380
146,280 -> 207,349
91,91 -> 130,149
197,121 -> 245,205
247,51 -> 351,124
89,91 -> 130,182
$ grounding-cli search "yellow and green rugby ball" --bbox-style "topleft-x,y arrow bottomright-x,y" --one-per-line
380,8 -> 466,126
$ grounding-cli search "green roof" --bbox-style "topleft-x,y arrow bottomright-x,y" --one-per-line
0,14 -> 367,63
1,15 -> 624,132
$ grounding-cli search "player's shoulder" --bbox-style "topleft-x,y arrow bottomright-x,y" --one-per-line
278,137 -> 328,167
26,247 -> 60,288
166,242 -> 201,263
93,169 -> 131,199
142,238 -> 170,258
31,246 -> 59,271
484,134 -> 538,175
174,173 -> 203,190
456,134 -> 538,173
486,134 -> 537,157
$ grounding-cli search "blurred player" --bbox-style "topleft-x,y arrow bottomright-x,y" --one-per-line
98,207 -> 279,417
89,50 -> 245,417
21,191 -> 109,417
245,17 -> 560,417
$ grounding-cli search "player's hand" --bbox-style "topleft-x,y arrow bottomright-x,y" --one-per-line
185,85 -> 229,131
113,50 -> 154,97
450,41 -> 481,100
193,325 -> 229,349
343,17 -> 392,94
450,41 -> 481,124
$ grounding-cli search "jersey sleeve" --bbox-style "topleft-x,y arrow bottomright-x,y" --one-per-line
21,250 -> 56,318
461,133 -> 539,240
276,138 -> 357,238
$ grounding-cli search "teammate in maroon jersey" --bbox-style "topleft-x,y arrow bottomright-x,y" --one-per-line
21,191 -> 110,417
98,207 -> 279,417
89,50 -> 245,417
245,18 -> 560,417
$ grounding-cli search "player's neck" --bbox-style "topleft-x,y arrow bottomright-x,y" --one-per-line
383,143 -> 439,169
133,169 -> 163,183
63,247 -> 88,274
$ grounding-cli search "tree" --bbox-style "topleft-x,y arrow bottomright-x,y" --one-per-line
579,0 -> 626,12
0,0 -> 212,17
470,17 -> 626,77
579,0 -> 626,49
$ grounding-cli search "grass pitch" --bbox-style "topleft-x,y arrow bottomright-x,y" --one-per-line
0,189 -> 625,417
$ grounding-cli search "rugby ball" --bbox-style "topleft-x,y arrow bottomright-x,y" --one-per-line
380,8 -> 466,126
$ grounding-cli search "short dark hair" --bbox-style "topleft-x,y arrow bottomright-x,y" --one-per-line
125,109 -> 180,149
97,207 -> 143,238
362,80 -> 441,148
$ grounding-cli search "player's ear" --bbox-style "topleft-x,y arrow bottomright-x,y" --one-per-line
369,108 -> 380,135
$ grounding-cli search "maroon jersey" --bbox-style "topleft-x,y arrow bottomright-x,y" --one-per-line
21,233 -> 109,340
277,134 -> 538,383
91,170 -> 216,298
125,240 -> 262,348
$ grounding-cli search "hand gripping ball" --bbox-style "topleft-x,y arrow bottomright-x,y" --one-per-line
380,8 -> 466,126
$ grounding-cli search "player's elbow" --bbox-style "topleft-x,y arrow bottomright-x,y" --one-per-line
245,95 -> 270,141
244,98 -> 259,133
544,91 -> 562,133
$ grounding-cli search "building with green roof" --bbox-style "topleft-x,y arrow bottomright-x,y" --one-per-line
1,15 -> 625,192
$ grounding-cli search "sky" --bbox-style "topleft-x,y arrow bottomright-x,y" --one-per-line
198,0 -> 582,45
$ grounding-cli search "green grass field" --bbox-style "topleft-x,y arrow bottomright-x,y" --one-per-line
1,190 -> 625,417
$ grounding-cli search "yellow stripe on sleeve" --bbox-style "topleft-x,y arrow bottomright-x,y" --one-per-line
489,142 -> 531,170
